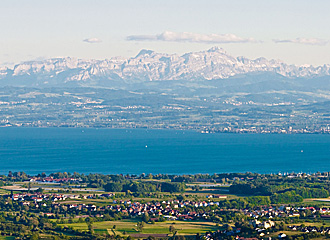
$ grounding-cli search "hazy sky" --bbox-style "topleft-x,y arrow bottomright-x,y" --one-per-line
1,0 -> 330,66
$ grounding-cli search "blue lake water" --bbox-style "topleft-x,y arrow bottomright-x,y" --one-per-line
0,128 -> 329,175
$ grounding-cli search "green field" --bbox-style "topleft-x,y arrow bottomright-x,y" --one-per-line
0,237 -> 15,240
61,219 -> 218,236
0,189 -> 10,194
304,198 -> 330,203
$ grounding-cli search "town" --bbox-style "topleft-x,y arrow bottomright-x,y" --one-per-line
0,87 -> 329,134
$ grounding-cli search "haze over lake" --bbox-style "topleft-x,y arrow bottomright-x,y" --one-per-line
1,128 -> 329,175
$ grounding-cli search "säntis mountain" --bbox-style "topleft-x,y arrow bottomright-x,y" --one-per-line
1,47 -> 330,88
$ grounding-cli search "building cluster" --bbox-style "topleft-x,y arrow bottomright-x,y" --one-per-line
60,199 -> 221,221
12,193 -> 69,202
30,177 -> 80,183
10,193 -> 221,220
8,192 -> 330,239
11,192 -> 330,221
243,205 -> 330,219
287,225 -> 330,234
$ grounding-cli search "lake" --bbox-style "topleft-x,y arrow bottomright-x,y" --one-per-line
0,128 -> 329,175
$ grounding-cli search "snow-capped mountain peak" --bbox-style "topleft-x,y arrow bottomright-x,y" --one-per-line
1,47 -> 330,87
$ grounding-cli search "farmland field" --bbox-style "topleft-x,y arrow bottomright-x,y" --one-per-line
61,219 -> 218,236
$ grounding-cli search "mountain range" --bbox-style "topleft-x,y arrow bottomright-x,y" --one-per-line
0,47 -> 330,132
1,47 -> 330,89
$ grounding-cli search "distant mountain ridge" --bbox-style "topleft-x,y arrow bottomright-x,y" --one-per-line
1,47 -> 330,87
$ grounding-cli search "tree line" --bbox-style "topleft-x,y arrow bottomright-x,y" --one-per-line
229,174 -> 330,203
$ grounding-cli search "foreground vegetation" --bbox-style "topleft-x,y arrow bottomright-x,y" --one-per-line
1,171 -> 330,239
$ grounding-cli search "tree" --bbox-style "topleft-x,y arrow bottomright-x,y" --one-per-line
142,212 -> 150,223
137,222 -> 144,232
161,182 -> 185,193
87,222 -> 94,234
85,217 -> 93,223
30,233 -> 39,240
196,233 -> 200,240
192,185 -> 200,191
175,236 -> 185,240
104,182 -> 123,192
169,224 -> 176,234
226,225 -> 233,231
35,187 -> 44,193
176,195 -> 185,201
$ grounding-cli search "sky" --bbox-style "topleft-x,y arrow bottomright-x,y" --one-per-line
1,0 -> 330,67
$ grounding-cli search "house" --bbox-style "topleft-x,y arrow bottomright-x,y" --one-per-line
263,220 -> 275,229
163,215 -> 177,220
21,201 -> 30,206
12,195 -> 19,201
44,213 -> 54,217
278,233 -> 286,238
250,220 -> 261,228
218,195 -> 227,199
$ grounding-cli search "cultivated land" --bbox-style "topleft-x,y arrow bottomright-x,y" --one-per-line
1,172 -> 330,239
60,220 -> 218,235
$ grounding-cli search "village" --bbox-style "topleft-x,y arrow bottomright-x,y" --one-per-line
4,190 -> 330,239
2,171 -> 330,239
